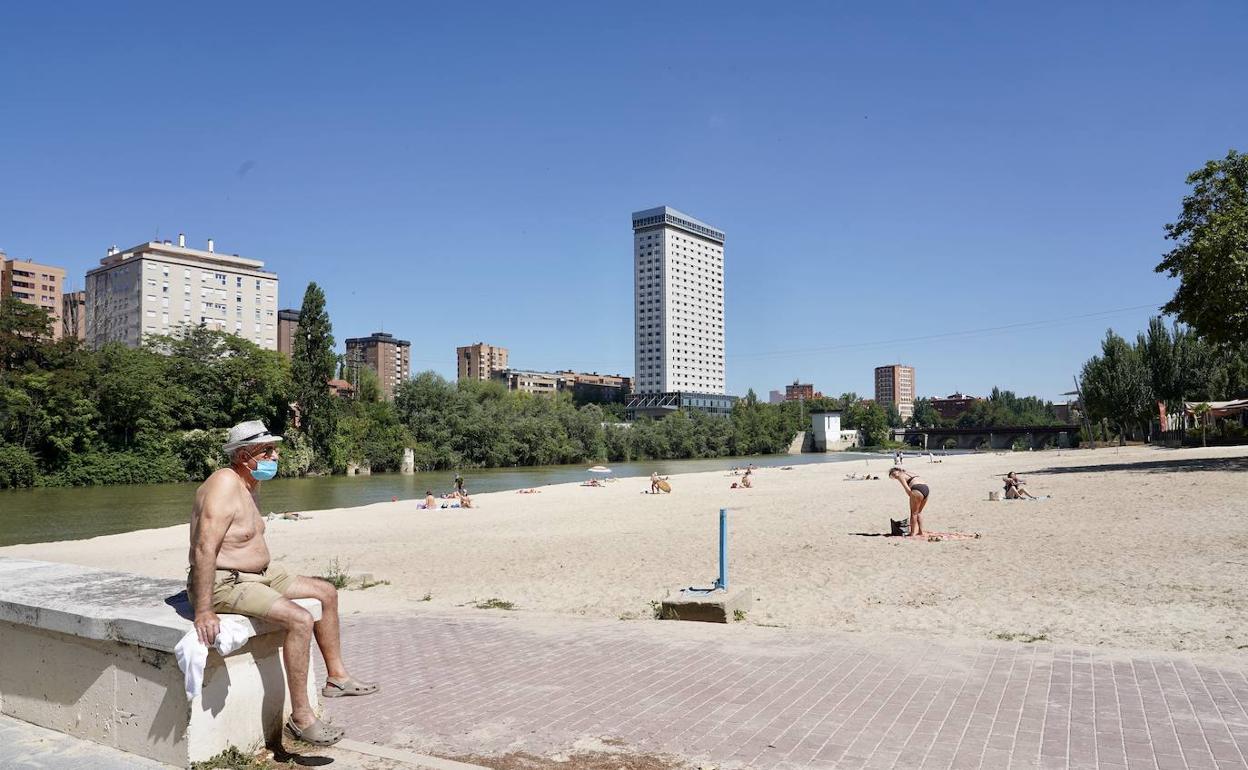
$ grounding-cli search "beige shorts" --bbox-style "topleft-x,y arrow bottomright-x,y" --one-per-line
188,562 -> 298,618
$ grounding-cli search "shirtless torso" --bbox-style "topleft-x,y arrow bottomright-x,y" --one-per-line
189,467 -> 271,574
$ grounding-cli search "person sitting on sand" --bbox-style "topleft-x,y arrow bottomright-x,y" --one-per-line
888,466 -> 929,538
457,490 -> 474,508
1003,472 -> 1037,499
740,469 -> 753,488
423,490 -> 436,509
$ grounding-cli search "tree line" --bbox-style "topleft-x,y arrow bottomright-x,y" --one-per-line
1079,319 -> 1248,441
0,284 -> 809,489
1077,151 -> 1248,443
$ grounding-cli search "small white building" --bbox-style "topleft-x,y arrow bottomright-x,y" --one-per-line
811,410 -> 859,451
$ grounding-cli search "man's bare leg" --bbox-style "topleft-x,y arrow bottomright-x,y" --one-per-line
284,576 -> 349,681
265,598 -> 318,728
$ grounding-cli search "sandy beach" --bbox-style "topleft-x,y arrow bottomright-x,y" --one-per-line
4,445 -> 1245,659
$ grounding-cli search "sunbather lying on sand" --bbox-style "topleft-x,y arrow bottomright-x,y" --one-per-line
516,488 -> 541,494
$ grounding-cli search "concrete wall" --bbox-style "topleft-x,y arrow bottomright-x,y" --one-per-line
0,619 -> 314,766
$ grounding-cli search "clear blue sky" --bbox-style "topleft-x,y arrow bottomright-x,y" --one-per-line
3,2 -> 1245,402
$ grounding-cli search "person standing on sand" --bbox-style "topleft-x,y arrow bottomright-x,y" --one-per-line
888,466 -> 929,538
188,421 -> 377,747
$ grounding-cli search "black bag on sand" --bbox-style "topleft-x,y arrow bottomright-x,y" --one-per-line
890,518 -> 910,537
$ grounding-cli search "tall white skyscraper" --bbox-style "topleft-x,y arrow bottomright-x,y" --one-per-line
632,206 -> 725,396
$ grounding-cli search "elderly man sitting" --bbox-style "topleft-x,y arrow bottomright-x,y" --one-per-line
187,420 -> 378,747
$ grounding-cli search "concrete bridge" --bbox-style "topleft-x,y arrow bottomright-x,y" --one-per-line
893,424 -> 1078,450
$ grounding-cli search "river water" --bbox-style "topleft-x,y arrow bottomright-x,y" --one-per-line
0,451 -> 879,547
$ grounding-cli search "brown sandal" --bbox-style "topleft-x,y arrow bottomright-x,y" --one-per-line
285,717 -> 345,746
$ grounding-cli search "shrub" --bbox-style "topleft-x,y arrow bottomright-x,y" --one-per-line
0,444 -> 37,489
175,429 -> 224,481
48,450 -> 185,487
277,430 -> 314,478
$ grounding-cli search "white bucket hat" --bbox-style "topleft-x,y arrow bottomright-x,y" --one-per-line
223,420 -> 284,454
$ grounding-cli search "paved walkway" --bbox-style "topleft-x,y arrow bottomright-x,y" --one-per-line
322,611 -> 1248,770
0,714 -> 171,769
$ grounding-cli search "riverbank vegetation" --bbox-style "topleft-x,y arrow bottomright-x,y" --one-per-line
0,280 -> 1083,490
0,285 -> 808,488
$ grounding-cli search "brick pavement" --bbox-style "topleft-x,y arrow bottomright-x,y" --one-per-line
318,611 -> 1248,770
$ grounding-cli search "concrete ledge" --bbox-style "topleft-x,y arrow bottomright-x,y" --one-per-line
0,557 -> 320,766
0,557 -> 319,652
660,586 -> 753,623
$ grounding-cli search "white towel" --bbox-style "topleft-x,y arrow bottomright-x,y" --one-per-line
173,616 -> 255,700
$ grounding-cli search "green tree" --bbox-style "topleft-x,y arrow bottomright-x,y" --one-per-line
0,296 -> 55,372
0,444 -> 37,488
910,398 -> 945,428
856,402 -> 891,447
1155,150 -> 1248,346
290,283 -> 339,467
885,404 -> 903,428
1080,331 -> 1153,442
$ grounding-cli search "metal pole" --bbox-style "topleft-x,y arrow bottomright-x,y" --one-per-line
716,508 -> 728,591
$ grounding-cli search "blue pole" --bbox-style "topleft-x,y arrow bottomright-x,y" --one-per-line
717,508 -> 728,591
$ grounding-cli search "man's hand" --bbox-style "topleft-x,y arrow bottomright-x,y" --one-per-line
195,610 -> 221,646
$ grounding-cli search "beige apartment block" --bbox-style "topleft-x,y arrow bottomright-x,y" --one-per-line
345,332 -> 411,401
277,308 -> 301,358
493,369 -> 570,396
85,235 -> 279,349
62,290 -> 86,341
1,252 -> 66,340
458,342 -> 509,381
874,363 -> 916,420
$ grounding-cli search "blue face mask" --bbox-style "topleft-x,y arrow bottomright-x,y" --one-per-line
250,459 -> 278,481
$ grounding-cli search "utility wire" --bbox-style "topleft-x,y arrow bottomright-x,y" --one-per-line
726,302 -> 1165,362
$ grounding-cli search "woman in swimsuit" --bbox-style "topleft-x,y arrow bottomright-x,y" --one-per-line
888,467 -> 929,537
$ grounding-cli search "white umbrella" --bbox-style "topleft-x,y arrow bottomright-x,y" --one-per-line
587,466 -> 612,474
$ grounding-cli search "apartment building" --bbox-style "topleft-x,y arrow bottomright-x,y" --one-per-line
85,236 -> 278,349
345,332 -> 411,401
277,309 -> 301,357
555,370 -> 632,404
1,252 -> 66,339
493,369 -> 570,397
930,392 -> 980,421
874,364 -> 916,420
631,206 -> 725,396
785,382 -> 823,401
458,342 -> 509,381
